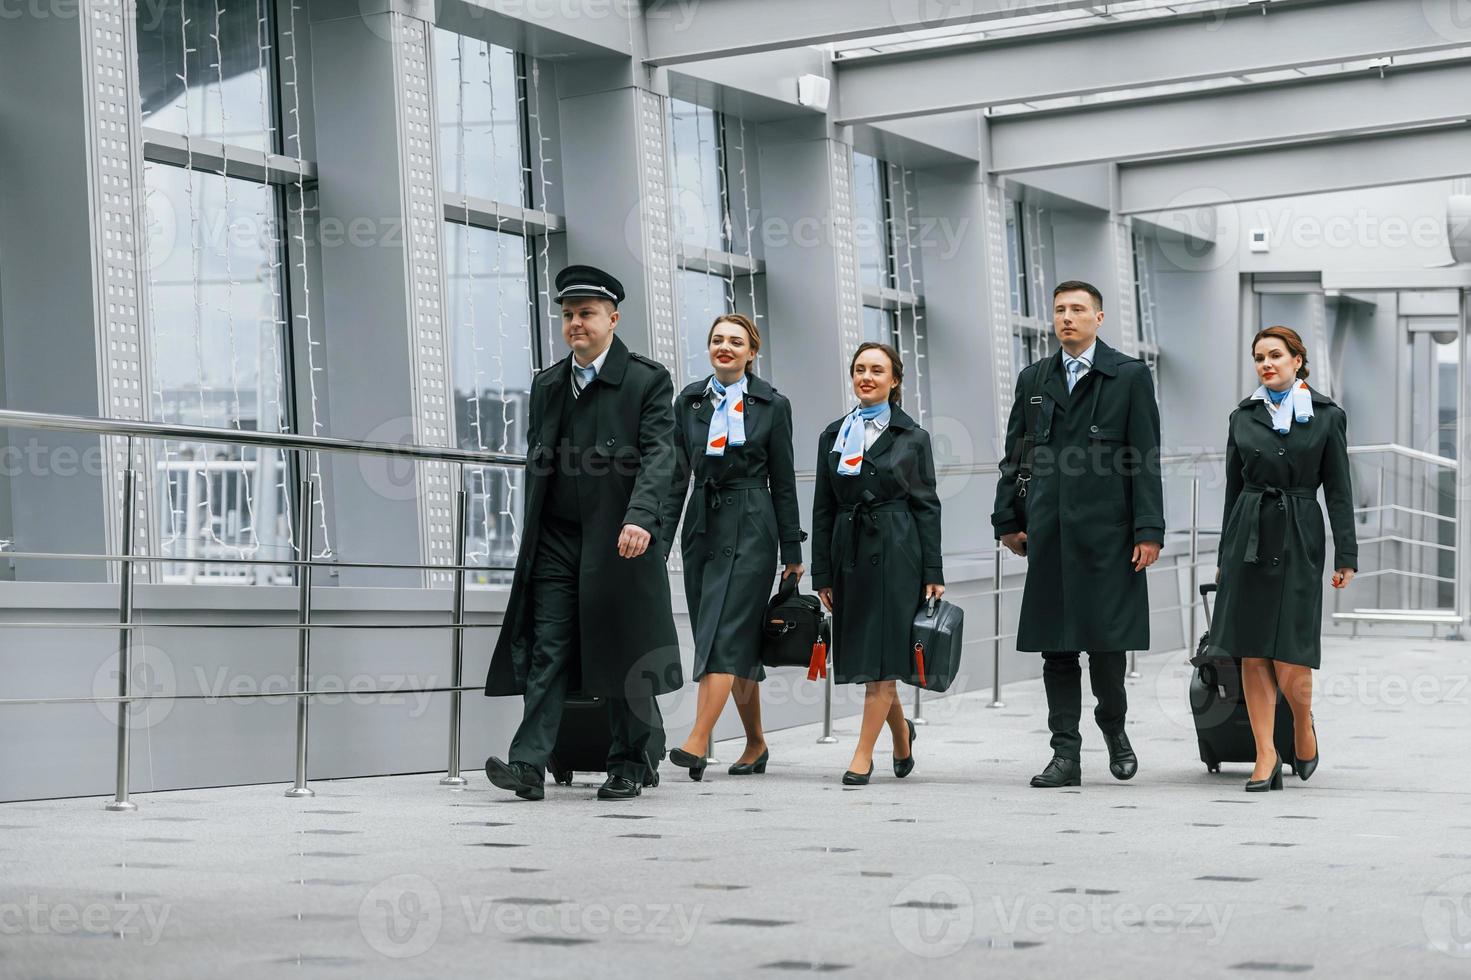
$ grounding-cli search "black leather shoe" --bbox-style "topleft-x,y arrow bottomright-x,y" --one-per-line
1245,754 -> 1283,793
597,774 -> 641,800
842,763 -> 874,786
728,749 -> 769,776
668,747 -> 707,782
1102,730 -> 1138,781
485,757 -> 544,801
893,719 -> 917,779
1030,756 -> 1081,788
1296,717 -> 1318,781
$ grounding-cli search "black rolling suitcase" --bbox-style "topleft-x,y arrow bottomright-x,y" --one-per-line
547,695 -> 663,788
1190,584 -> 1297,775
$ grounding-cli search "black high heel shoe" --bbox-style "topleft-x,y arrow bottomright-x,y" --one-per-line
728,748 -> 769,776
842,762 -> 874,786
1245,754 -> 1283,793
668,747 -> 707,782
893,719 -> 917,778
1296,717 -> 1318,781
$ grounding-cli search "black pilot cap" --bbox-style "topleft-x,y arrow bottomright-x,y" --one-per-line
554,265 -> 625,307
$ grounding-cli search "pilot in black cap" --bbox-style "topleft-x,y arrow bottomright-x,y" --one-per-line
554,265 -> 625,307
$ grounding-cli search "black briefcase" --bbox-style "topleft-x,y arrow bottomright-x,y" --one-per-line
760,573 -> 830,670
910,596 -> 964,692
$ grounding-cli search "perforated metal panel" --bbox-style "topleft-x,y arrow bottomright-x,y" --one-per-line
829,141 -> 863,380
983,182 -> 1015,444
91,0 -> 155,580
399,15 -> 455,586
640,89 -> 679,371
1112,218 -> 1140,359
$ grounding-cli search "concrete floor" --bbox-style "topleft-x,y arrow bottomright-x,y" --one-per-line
2,635 -> 1470,979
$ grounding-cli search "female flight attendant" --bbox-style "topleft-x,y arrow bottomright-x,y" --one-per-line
1210,325 -> 1356,791
664,314 -> 805,780
812,342 -> 944,786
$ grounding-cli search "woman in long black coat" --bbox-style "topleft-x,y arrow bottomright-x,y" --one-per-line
1210,326 -> 1356,791
663,314 -> 806,780
812,342 -> 944,786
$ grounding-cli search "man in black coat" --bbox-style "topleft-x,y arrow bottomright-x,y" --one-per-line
992,281 -> 1164,788
483,265 -> 682,801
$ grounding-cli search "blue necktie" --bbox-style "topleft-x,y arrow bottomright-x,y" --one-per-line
1066,357 -> 1087,393
572,364 -> 595,398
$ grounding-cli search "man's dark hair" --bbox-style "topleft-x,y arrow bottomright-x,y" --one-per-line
1053,280 -> 1104,311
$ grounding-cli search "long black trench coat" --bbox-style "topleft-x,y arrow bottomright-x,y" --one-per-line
811,406 -> 944,684
991,340 -> 1165,653
663,373 -> 805,680
1207,387 -> 1357,668
484,334 -> 683,700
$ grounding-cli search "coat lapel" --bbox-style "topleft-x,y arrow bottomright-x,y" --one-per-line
1039,350 -> 1070,410
864,405 -> 913,460
536,358 -> 572,448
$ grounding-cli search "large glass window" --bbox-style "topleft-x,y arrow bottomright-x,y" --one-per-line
435,33 -> 527,206
435,29 -> 543,584
854,152 -> 892,291
670,98 -> 747,387
136,0 -> 278,152
677,269 -> 732,385
137,0 -> 297,584
670,99 -> 727,254
1007,199 -> 1053,367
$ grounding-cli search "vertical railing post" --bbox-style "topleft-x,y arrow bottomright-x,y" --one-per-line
1376,467 -> 1386,610
704,733 -> 718,766
285,473 -> 316,798
1188,476 -> 1200,654
989,542 -> 1005,709
816,643 -> 837,744
441,476 -> 470,786
106,436 -> 139,812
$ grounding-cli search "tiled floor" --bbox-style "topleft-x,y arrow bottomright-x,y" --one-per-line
3,636 -> 1470,979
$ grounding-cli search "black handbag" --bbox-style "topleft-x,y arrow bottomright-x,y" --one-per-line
760,573 -> 830,672
910,596 -> 964,692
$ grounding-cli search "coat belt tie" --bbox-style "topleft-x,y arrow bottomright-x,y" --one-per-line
1241,483 -> 1317,564
839,498 -> 909,568
688,476 -> 767,537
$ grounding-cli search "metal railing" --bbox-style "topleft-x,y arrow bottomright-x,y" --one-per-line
1338,444 -> 1461,626
2,407 -> 1459,804
0,407 -> 522,810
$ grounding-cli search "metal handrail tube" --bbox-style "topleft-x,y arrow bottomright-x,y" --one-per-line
1356,535 -> 1458,553
0,621 -> 501,630
1,685 -> 497,707
1354,503 -> 1457,524
0,548 -> 516,573
1346,443 -> 1459,469
0,408 -> 525,468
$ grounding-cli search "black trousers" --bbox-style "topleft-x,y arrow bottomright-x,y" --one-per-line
1041,651 -> 1127,761
508,518 -> 664,783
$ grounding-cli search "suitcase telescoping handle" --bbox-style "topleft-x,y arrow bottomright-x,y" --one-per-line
1199,582 -> 1217,629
